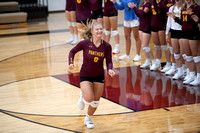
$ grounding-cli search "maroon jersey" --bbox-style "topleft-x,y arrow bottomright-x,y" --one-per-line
74,0 -> 92,21
69,38 -> 113,77
151,0 -> 167,30
134,2 -> 151,32
175,4 -> 199,31
66,0 -> 76,11
161,0 -> 175,12
103,0 -> 118,15
89,0 -> 102,11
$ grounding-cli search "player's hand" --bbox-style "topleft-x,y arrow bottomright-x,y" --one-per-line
69,64 -> 75,70
167,12 -> 175,19
187,8 -> 194,15
128,2 -> 136,8
108,69 -> 116,77
166,34 -> 170,44
191,14 -> 199,22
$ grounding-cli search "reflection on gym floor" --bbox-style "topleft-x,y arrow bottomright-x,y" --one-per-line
54,65 -> 200,112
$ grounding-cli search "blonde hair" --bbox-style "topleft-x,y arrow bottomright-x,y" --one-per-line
80,21 -> 103,39
182,0 -> 197,10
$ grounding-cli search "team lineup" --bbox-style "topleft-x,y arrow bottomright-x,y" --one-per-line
65,0 -> 200,129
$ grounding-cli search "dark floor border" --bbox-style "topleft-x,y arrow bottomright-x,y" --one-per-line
0,24 -> 123,38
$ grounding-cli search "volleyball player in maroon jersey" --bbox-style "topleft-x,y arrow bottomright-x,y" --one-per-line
65,0 -> 79,44
74,0 -> 92,39
129,0 -> 156,69
169,0 -> 200,85
89,0 -> 103,24
68,22 -> 115,128
150,0 -> 171,72
103,0 -> 120,54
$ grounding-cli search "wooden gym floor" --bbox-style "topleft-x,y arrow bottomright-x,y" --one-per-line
0,11 -> 200,133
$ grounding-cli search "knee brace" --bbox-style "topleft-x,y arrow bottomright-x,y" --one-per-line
83,99 -> 100,108
174,53 -> 180,60
83,98 -> 91,105
71,22 -> 77,27
161,45 -> 168,51
193,56 -> 200,63
104,29 -> 111,35
90,101 -> 100,108
143,47 -> 151,53
67,21 -> 72,26
112,30 -> 119,36
154,45 -> 161,50
169,47 -> 174,54
182,54 -> 187,60
186,56 -> 193,62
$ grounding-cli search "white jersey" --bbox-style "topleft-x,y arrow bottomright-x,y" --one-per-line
166,5 -> 182,35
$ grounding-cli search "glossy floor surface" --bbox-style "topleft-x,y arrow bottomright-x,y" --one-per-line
0,11 -> 200,133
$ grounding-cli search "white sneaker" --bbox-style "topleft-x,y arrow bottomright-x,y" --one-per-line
133,54 -> 141,62
172,68 -> 184,80
183,72 -> 196,84
150,60 -> 160,71
77,92 -> 85,110
119,54 -> 130,60
84,115 -> 94,129
190,74 -> 200,86
66,38 -> 74,44
184,69 -> 190,81
71,39 -> 79,45
161,62 -> 171,73
140,59 -> 151,69
184,68 -> 189,76
112,44 -> 120,54
165,66 -> 176,75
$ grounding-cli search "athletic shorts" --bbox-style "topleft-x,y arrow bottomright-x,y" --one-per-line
66,9 -> 76,11
181,30 -> 200,40
80,75 -> 105,83
103,13 -> 118,17
170,29 -> 182,39
92,9 -> 103,19
77,19 -> 92,25
124,19 -> 139,28
151,27 -> 166,32
139,28 -> 151,34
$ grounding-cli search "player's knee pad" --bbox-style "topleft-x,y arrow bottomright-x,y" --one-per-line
83,98 -> 92,105
67,22 -> 72,26
186,56 -> 193,62
143,47 -> 151,53
104,29 -> 111,35
182,54 -> 187,60
161,45 -> 168,51
112,30 -> 119,36
174,53 -> 180,60
90,101 -> 100,108
71,22 -> 77,27
169,47 -> 174,54
193,56 -> 200,63
154,45 -> 161,50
